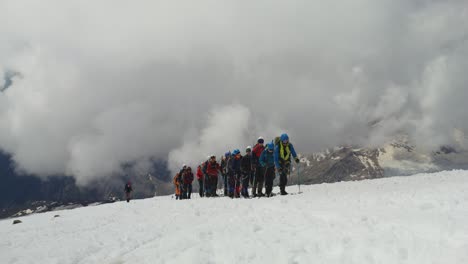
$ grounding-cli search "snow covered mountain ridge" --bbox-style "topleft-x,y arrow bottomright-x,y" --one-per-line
298,134 -> 468,185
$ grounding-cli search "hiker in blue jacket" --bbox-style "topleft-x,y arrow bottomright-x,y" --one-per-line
228,149 -> 242,198
260,143 -> 276,197
274,134 -> 300,195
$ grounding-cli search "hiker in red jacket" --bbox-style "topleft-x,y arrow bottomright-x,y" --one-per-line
182,167 -> 194,199
197,163 -> 205,197
203,155 -> 221,197
252,137 -> 266,197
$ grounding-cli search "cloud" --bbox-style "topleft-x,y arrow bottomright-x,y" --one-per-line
168,104 -> 250,172
0,0 -> 467,182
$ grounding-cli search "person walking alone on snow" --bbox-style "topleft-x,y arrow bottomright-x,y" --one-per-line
124,181 -> 133,202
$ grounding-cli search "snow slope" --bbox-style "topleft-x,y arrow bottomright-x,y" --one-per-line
1,171 -> 468,264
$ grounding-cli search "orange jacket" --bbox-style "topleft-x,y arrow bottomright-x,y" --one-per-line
173,173 -> 181,195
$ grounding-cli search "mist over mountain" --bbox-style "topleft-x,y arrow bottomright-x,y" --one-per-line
0,1 -> 467,191
297,137 -> 468,186
0,152 -> 172,218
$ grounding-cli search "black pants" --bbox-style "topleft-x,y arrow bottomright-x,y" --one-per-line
205,175 -> 218,196
223,174 -> 228,195
279,161 -> 291,191
228,173 -> 241,197
198,179 -> 204,197
253,166 -> 265,195
264,167 -> 275,195
241,172 -> 251,197
212,176 -> 218,195
179,185 -> 186,200
183,184 -> 192,199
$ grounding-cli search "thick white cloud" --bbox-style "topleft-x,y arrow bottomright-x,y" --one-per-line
0,0 -> 467,183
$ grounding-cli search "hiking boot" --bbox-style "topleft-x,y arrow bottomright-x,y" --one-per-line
280,186 -> 288,195
258,193 -> 265,197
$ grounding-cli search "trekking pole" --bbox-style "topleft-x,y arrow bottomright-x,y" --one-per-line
203,171 -> 206,198
274,168 -> 279,195
234,173 -> 238,198
252,168 -> 257,195
243,173 -> 250,197
262,165 -> 269,196
236,172 -> 242,198
251,143 -> 255,196
217,170 -> 222,196
250,145 -> 260,195
297,162 -> 301,194
216,172 -> 219,196
234,173 -> 241,198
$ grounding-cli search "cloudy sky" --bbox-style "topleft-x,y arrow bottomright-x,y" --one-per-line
1,0 -> 467,184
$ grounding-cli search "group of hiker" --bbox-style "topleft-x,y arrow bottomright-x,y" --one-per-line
173,133 -> 300,199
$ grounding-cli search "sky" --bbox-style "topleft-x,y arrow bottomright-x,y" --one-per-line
0,0 -> 467,184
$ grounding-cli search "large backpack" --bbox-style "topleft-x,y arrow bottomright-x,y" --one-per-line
274,136 -> 281,147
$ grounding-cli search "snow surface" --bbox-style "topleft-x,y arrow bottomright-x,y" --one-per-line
1,170 -> 468,264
